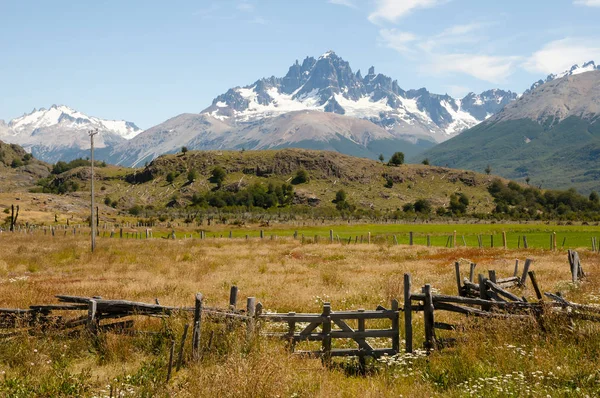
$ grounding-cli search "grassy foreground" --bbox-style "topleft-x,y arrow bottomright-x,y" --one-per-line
0,235 -> 600,397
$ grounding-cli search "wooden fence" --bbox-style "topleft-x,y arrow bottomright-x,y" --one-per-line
0,251 -> 596,377
259,300 -> 400,365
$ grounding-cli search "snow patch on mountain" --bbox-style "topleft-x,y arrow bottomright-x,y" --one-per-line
528,61 -> 599,92
9,105 -> 142,140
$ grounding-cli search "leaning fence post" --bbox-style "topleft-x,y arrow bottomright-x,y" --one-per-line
192,293 -> 203,360
403,273 -> 413,353
423,284 -> 435,350
166,340 -> 175,382
469,263 -> 476,282
176,324 -> 189,371
528,271 -> 543,300
322,303 -> 332,365
520,259 -> 533,286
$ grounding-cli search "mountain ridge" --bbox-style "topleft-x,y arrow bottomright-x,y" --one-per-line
420,69 -> 600,193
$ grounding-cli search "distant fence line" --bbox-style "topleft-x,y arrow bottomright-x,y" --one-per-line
2,222 -> 600,252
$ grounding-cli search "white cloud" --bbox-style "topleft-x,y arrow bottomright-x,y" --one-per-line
377,22 -> 518,83
426,54 -> 521,83
237,1 -> 254,12
248,16 -> 267,25
523,38 -> 600,74
328,0 -> 357,9
378,29 -> 418,54
419,22 -> 487,52
368,0 -> 448,24
574,0 -> 600,6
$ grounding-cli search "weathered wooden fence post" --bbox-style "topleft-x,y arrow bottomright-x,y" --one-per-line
322,303 -> 332,365
520,259 -> 532,286
391,299 -> 399,353
246,297 -> 256,340
469,263 -> 476,282
409,232 -> 414,246
229,286 -> 238,310
87,299 -> 98,334
513,259 -> 519,277
329,229 -> 334,243
523,235 -> 528,249
478,274 -> 490,311
423,284 -> 435,350
166,340 -> 175,382
454,262 -> 462,296
502,231 -> 507,249
192,293 -> 203,360
403,273 -> 413,353
176,324 -> 189,371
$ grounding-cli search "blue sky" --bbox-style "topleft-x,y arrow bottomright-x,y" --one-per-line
1,0 -> 600,129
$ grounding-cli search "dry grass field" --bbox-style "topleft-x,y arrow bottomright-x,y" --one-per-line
1,235 -> 600,397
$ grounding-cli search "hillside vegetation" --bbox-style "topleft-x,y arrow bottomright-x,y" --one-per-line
43,149 -> 501,220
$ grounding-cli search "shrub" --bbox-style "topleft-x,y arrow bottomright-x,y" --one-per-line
388,152 -> 404,166
187,170 -> 198,183
211,167 -> 227,188
166,172 -> 176,183
292,169 -> 309,184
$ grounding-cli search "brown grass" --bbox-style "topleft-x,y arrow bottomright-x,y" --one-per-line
0,235 -> 599,396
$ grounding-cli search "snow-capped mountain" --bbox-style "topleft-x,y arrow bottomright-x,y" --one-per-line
0,105 -> 141,163
527,61 -> 599,92
202,51 -> 517,143
105,51 -> 518,167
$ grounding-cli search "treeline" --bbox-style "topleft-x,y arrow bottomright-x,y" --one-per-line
488,179 -> 600,220
52,158 -> 107,174
188,182 -> 294,209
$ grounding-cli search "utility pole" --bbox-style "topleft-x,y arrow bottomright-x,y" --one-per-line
89,128 -> 99,252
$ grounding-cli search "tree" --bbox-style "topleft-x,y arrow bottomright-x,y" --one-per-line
187,170 -> 198,183
414,199 -> 432,214
384,177 -> 393,188
590,191 -> 600,204
485,164 -> 492,175
211,166 -> 227,188
449,193 -> 469,215
335,189 -> 347,203
421,158 -> 430,165
378,154 -> 385,163
292,169 -> 309,184
10,158 -> 23,168
166,172 -> 176,183
388,152 -> 405,166
181,146 -> 188,154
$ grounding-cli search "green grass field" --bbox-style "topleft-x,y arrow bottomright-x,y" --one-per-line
174,223 -> 600,251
